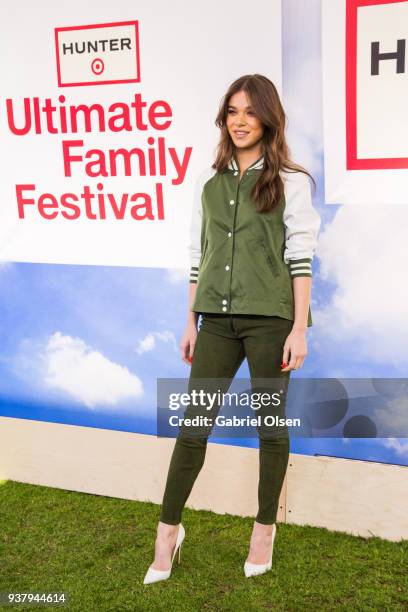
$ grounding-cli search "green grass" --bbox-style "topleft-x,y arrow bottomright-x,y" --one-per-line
0,480 -> 407,611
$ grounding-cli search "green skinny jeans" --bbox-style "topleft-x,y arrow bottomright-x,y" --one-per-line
159,313 -> 293,526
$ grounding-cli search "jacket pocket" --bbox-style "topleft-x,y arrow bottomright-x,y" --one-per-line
259,238 -> 280,278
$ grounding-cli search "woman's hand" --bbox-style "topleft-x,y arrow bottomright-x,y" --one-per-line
180,321 -> 198,365
281,328 -> 307,372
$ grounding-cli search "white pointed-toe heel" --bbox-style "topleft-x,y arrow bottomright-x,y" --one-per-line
244,523 -> 277,578
143,523 -> 185,585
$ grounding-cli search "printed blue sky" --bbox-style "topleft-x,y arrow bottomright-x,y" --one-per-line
0,259 -> 406,466
0,0 -> 407,466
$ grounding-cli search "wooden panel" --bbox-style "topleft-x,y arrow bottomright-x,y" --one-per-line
286,454 -> 408,541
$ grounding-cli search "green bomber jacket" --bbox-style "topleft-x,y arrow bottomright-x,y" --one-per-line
188,155 -> 321,326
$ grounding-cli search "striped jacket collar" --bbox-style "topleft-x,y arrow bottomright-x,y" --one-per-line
227,154 -> 265,172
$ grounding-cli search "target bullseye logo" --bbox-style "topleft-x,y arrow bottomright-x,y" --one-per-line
91,57 -> 104,75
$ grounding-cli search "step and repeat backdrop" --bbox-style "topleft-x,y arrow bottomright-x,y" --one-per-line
0,0 -> 407,469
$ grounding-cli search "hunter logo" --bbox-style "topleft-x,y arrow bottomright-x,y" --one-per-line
55,20 -> 140,87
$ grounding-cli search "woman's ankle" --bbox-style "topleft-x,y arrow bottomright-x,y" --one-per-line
252,520 -> 274,535
157,520 -> 179,535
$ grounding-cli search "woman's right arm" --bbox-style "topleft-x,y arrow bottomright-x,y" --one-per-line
180,171 -> 206,364
180,283 -> 199,365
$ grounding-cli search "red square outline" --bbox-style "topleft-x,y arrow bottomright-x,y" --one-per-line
346,0 -> 408,169
54,20 -> 141,87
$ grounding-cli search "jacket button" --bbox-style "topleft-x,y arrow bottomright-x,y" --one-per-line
229,200 -> 235,205
225,265 -> 230,270
222,299 -> 227,305
228,232 -> 232,237
222,307 -> 227,311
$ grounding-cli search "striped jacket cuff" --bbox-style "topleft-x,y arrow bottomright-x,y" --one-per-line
289,258 -> 312,277
190,266 -> 199,283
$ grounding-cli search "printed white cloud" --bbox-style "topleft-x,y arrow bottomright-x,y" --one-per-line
382,438 -> 408,459
165,268 -> 189,283
136,330 -> 178,354
44,331 -> 143,409
374,395 -> 408,435
137,333 -> 156,354
314,205 -> 408,367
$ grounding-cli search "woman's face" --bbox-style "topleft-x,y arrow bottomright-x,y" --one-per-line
226,90 -> 264,152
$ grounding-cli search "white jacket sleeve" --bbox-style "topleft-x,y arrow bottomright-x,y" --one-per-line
282,171 -> 321,277
188,167 -> 215,283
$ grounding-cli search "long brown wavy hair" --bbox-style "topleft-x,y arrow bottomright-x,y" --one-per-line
212,74 -> 316,214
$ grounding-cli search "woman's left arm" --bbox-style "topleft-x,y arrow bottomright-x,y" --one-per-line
281,276 -> 311,371
281,171 -> 321,372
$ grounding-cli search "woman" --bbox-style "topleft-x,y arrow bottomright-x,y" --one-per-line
144,74 -> 321,583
